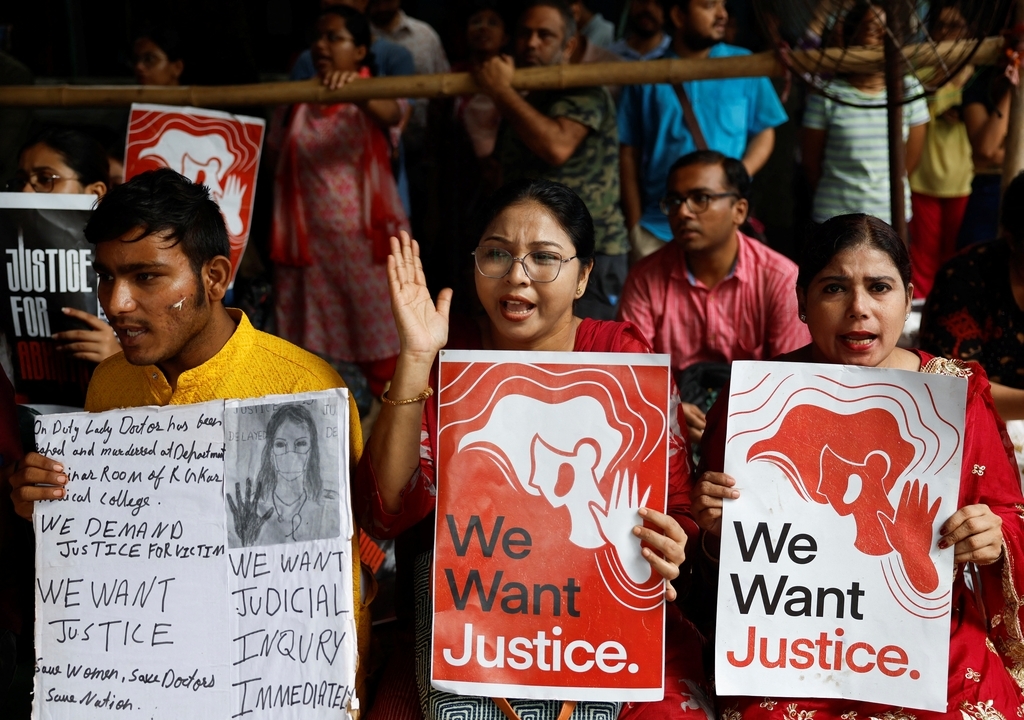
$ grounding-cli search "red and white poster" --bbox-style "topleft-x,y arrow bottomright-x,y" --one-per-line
431,350 -> 671,702
716,361 -> 967,711
124,104 -> 265,284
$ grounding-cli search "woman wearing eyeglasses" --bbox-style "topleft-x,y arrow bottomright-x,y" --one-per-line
271,5 -> 407,406
354,178 -> 711,720
11,128 -> 122,365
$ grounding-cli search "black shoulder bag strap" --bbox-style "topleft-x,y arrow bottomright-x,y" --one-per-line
671,82 -> 709,151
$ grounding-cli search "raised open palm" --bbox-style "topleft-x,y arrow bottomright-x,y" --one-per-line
387,231 -> 452,359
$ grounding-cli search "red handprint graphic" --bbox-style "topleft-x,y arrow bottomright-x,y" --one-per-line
878,479 -> 941,594
747,405 -> 941,596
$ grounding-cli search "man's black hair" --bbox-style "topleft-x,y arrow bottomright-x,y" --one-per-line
84,168 -> 230,276
520,0 -> 578,42
667,149 -> 752,199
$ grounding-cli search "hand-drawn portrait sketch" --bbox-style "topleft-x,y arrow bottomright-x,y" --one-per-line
225,400 -> 341,548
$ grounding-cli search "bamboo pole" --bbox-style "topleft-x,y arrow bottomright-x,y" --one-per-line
0,37 -> 1002,108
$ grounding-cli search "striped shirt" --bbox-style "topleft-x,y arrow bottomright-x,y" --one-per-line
804,78 -> 929,224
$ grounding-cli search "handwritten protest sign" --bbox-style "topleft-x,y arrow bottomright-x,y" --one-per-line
33,401 -> 232,718
33,389 -> 357,720
224,391 -> 358,717
715,361 -> 967,711
431,350 -> 670,702
0,194 -> 98,406
124,104 -> 265,284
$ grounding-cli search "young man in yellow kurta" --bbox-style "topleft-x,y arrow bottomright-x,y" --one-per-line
7,168 -> 371,709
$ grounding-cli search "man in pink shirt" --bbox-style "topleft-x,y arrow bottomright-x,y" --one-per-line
619,150 -> 809,443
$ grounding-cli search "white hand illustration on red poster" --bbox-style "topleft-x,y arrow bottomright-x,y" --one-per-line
124,104 -> 266,284
432,353 -> 671,701
441,361 -> 670,611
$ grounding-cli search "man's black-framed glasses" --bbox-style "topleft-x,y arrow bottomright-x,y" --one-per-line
659,191 -> 738,216
472,247 -> 577,283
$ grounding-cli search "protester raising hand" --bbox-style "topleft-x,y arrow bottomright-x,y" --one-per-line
386,230 -> 452,362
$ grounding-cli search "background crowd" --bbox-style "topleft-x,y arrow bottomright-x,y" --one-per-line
3,0 -> 1024,718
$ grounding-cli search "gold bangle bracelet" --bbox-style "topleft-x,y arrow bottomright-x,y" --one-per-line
381,386 -> 434,406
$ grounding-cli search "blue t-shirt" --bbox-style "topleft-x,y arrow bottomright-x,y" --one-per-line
289,39 -> 415,81
617,43 -> 788,239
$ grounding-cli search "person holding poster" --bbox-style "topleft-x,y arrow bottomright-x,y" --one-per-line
271,5 -> 408,402
12,127 -> 122,366
3,168 -> 374,707
693,213 -> 1024,720
355,179 -> 711,719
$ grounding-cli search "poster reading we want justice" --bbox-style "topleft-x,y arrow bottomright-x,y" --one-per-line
716,361 -> 967,712
431,350 -> 673,703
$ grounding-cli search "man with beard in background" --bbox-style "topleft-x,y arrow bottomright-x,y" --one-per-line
618,0 -> 787,261
609,0 -> 672,61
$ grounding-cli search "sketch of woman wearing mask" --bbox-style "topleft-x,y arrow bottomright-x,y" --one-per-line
227,403 -> 340,546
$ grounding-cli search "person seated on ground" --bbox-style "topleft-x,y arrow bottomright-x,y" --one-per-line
3,167 -> 372,704
133,26 -> 186,86
693,213 -> 1024,720
617,0 -> 786,262
609,0 -> 672,61
10,127 -> 121,365
618,151 -> 809,446
355,179 -> 712,719
475,0 -> 629,321
920,171 -> 1024,423
801,0 -> 929,227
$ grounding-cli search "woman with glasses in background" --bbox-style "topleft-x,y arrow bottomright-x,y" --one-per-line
353,178 -> 711,720
9,127 -> 121,365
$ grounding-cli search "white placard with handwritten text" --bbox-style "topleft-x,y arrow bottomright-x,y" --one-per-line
32,389 -> 356,720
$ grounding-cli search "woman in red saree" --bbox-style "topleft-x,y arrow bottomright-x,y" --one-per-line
355,179 -> 709,719
694,214 -> 1024,720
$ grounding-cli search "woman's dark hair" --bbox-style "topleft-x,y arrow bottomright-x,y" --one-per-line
318,6 -> 377,74
136,26 -> 186,63
21,127 -> 111,189
475,178 -> 596,263
256,403 -> 323,503
797,213 -> 911,290
84,168 -> 229,277
667,150 -> 752,200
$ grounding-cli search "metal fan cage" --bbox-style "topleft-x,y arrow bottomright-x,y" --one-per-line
754,0 -> 1010,107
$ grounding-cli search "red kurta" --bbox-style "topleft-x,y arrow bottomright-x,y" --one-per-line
699,351 -> 1024,720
